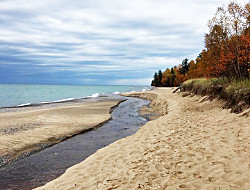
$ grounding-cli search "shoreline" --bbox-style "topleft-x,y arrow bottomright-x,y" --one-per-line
0,97 -> 124,167
0,95 -> 126,113
0,84 -> 152,109
36,88 -> 250,189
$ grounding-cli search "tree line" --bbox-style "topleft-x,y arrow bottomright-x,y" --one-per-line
152,1 -> 249,87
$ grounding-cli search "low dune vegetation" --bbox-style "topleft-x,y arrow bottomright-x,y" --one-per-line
182,78 -> 250,113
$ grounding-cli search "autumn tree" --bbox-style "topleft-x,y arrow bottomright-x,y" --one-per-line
207,1 -> 249,79
151,1 -> 249,87
187,60 -> 197,79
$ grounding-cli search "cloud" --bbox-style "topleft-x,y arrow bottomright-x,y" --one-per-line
111,78 -> 153,86
0,0 -> 248,85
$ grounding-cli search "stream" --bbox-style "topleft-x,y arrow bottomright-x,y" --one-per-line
0,97 -> 151,190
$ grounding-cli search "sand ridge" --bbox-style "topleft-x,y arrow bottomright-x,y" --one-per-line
36,88 -> 249,189
0,101 -> 119,163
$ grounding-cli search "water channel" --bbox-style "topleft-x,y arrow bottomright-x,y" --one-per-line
0,97 -> 151,190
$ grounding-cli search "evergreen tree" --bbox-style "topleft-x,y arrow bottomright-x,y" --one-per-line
151,72 -> 159,86
158,70 -> 163,87
170,68 -> 175,74
181,58 -> 189,75
170,68 -> 176,87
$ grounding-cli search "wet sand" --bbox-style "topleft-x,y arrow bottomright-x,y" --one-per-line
36,88 -> 250,189
0,100 -> 120,165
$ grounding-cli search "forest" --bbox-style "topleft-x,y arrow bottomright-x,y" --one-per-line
151,1 -> 249,87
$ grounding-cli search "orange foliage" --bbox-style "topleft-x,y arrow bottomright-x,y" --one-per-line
152,1 -> 249,87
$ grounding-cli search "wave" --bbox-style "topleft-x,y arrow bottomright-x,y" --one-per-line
14,98 -> 77,108
142,87 -> 154,92
113,91 -> 120,95
51,98 -> 76,103
17,103 -> 31,107
87,93 -> 100,98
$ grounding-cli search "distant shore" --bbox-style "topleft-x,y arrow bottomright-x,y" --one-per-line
0,98 -> 121,166
36,88 -> 249,189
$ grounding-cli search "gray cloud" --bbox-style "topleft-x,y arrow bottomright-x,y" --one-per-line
0,0 -> 248,85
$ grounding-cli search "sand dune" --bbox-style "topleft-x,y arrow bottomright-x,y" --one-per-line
0,101 -> 119,163
36,88 -> 250,189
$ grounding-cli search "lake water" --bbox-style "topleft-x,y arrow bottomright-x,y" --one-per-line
0,84 -> 149,107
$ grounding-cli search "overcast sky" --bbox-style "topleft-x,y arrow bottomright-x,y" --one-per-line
0,0 -> 248,85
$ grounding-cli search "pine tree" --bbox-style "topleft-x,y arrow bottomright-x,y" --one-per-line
158,70 -> 163,87
181,58 -> 189,75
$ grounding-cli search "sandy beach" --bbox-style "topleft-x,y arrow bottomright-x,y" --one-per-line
36,88 -> 250,189
0,100 -> 120,164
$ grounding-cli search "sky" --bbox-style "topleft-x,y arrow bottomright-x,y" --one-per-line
0,0 -> 248,85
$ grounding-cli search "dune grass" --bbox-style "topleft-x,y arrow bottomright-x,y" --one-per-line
182,77 -> 250,113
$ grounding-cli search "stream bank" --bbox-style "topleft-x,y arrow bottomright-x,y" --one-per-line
0,96 -> 153,190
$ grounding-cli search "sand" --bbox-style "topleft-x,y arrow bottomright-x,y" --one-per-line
34,88 -> 249,189
0,101 -> 119,163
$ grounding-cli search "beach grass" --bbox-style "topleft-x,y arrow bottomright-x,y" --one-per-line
182,77 -> 250,113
